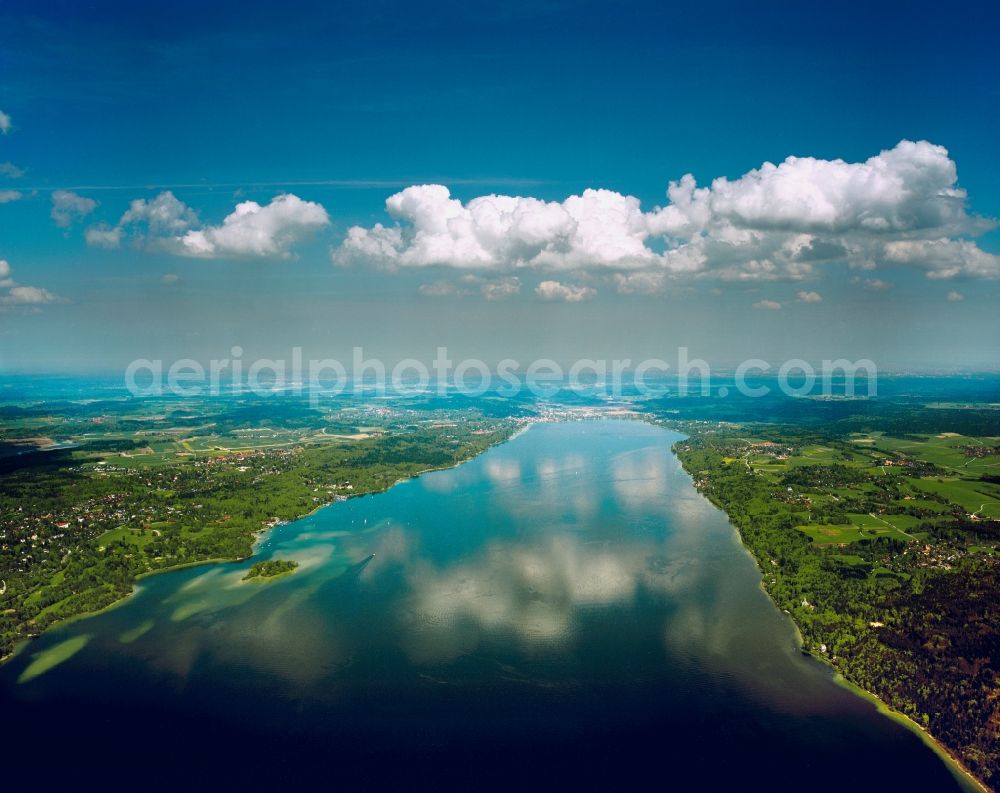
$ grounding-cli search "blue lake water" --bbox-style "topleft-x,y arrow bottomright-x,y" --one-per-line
0,421 -> 972,790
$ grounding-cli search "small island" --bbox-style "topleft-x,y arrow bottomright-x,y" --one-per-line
242,559 -> 299,581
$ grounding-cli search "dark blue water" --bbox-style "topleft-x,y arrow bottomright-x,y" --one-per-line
0,421 -> 972,790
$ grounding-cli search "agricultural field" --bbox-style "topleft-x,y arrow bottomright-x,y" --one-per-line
866,431 -> 1000,475
734,433 -> 1000,541
796,513 -> 924,545
909,477 -> 1000,519
797,523 -> 874,544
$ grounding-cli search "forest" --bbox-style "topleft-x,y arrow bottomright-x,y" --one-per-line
671,417 -> 1000,785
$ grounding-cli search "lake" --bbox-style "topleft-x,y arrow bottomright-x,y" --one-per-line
0,420 -> 973,790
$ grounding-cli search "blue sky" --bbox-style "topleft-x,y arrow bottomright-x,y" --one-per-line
1,0 -> 999,371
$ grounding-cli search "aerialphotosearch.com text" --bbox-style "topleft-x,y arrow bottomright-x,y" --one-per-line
124,347 -> 878,405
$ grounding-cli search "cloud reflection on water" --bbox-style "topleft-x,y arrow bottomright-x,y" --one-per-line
272,428 -> 719,673
23,425 -> 750,695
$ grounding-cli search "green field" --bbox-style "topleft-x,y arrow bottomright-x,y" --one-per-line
797,514 -> 918,545
910,477 -> 1000,518
870,432 -> 1000,475
95,526 -> 158,550
749,431 -> 1000,523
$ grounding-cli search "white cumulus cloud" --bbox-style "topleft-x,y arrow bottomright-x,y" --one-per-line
796,290 -> 823,303
882,238 -> 1000,280
85,224 -> 124,249
0,260 -> 62,308
752,299 -> 782,310
85,192 -> 329,259
51,190 -> 98,228
3,285 -> 60,305
333,141 -> 998,292
946,290 -> 964,302
179,194 -> 329,258
535,280 -> 596,302
337,185 -> 653,271
693,140 -> 982,235
479,276 -> 522,301
0,110 -> 11,135
0,190 -> 22,204
120,191 -> 199,236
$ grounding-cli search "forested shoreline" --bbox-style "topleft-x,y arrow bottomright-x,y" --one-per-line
673,422 -> 1000,789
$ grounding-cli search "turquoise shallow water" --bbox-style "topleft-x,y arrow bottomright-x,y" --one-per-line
0,421 -> 972,790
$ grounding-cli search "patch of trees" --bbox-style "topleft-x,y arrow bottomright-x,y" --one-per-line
82,438 -> 144,452
781,464 -> 869,488
243,559 -> 298,580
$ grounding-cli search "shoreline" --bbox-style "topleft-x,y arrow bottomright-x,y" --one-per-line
726,538 -> 990,791
253,422 -> 528,551
2,423 -> 525,667
9,416 -> 985,789
667,429 -> 993,793
726,512 -> 988,791
0,555 -> 247,665
831,672 -> 989,793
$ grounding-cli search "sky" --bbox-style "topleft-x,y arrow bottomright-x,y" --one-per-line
1,0 -> 999,373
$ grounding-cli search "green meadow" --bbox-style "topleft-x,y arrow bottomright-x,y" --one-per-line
910,478 -> 1000,518
870,432 -> 1000,475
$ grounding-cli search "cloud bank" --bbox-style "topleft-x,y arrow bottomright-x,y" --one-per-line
334,141 -> 1000,291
